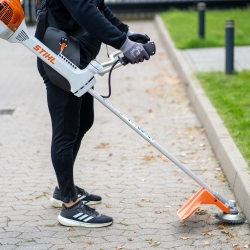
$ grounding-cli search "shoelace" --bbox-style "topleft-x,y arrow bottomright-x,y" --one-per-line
80,203 -> 99,217
75,186 -> 89,196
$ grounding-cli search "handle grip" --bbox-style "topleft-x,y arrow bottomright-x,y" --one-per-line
144,41 -> 156,56
119,41 -> 156,66
133,34 -> 150,44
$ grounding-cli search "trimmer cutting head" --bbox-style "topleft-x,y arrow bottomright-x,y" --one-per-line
215,200 -> 246,224
215,212 -> 246,224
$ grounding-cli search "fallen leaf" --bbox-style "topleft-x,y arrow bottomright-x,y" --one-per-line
181,236 -> 189,240
140,155 -> 155,162
180,160 -> 187,164
205,241 -> 209,245
195,208 -> 207,215
94,142 -> 109,149
145,239 -> 161,246
155,210 -> 162,214
205,214 -> 211,223
202,228 -> 212,236
127,238 -> 133,241
116,245 -> 122,250
141,198 -> 153,203
150,241 -> 161,246
218,224 -> 225,229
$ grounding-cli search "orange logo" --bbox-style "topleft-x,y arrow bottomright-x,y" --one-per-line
33,45 -> 55,64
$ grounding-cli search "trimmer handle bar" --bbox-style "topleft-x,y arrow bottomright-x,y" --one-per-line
119,41 -> 156,66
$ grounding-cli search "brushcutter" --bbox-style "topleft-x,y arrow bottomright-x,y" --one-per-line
0,0 -> 246,224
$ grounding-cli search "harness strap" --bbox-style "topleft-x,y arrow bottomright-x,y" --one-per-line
36,0 -> 78,40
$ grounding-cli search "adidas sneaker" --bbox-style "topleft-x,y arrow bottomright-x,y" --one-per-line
50,186 -> 102,208
58,200 -> 113,227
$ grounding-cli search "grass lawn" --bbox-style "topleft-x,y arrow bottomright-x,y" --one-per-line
160,8 -> 250,49
196,70 -> 250,165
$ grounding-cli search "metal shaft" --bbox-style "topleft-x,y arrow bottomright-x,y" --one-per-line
88,88 -> 226,202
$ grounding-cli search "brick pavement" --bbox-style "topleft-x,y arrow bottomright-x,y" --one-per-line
0,21 -> 249,250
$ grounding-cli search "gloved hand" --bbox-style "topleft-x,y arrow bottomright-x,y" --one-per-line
127,30 -> 150,44
120,38 -> 150,64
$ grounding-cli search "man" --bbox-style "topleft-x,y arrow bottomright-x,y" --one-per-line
35,0 -> 150,228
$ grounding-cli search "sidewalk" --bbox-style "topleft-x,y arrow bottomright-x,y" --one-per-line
0,21 -> 249,250
182,46 -> 250,72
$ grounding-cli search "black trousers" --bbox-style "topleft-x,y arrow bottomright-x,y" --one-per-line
38,59 -> 94,203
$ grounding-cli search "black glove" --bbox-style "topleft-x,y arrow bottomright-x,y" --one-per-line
127,30 -> 150,44
120,38 -> 150,64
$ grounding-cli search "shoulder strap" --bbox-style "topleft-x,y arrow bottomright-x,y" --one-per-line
45,0 -> 78,33
46,8 -> 59,29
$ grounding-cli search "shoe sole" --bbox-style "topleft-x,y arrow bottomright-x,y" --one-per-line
57,215 -> 113,228
50,197 -> 101,208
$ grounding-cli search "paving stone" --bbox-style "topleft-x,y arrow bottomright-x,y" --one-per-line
17,230 -> 55,239
0,232 -> 21,239
0,245 -> 17,250
15,244 -> 52,250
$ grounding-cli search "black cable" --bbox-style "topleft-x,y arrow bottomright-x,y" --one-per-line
101,59 -> 119,99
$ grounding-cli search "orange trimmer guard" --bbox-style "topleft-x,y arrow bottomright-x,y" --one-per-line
177,188 -> 230,221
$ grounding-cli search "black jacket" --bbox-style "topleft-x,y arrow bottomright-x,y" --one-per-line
47,0 -> 128,50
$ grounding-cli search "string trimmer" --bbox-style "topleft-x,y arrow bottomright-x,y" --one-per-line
0,0 -> 246,224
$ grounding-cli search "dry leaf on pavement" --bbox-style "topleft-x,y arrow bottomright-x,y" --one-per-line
94,142 -> 109,149
218,224 -> 225,229
155,210 -> 162,214
195,208 -> 207,215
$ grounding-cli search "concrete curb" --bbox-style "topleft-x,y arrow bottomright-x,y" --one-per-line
154,14 -> 250,222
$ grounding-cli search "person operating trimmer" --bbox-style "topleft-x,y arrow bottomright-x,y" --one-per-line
35,0 -> 151,227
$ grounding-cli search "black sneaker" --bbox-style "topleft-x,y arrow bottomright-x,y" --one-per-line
50,186 -> 102,208
58,200 -> 113,227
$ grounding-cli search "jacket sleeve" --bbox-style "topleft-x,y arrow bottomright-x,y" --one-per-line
61,0 -> 127,49
98,0 -> 129,34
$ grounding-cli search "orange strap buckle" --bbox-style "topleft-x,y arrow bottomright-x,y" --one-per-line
177,188 -> 230,221
59,37 -> 68,54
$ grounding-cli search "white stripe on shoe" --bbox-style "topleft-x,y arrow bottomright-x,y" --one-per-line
83,216 -> 93,222
78,214 -> 89,220
73,213 -> 83,218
